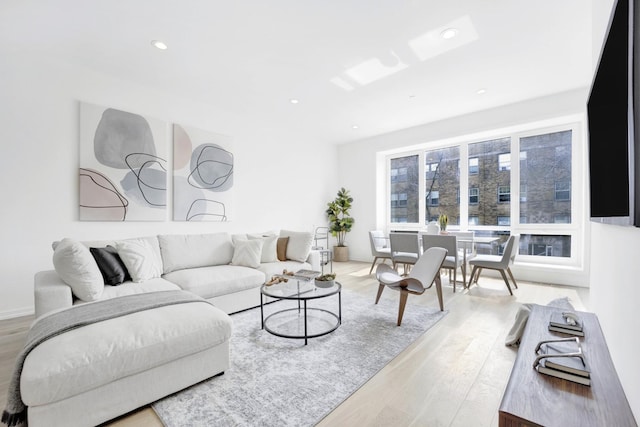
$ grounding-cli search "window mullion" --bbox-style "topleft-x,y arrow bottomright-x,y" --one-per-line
511,135 -> 520,230
418,151 -> 426,225
459,143 -> 469,228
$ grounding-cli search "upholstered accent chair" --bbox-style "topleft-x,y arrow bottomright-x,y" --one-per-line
375,247 -> 447,326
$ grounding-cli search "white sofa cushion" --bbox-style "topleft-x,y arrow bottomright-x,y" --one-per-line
21,302 -> 232,406
115,238 -> 163,282
247,234 -> 278,263
52,238 -> 104,302
280,230 -> 314,262
159,233 -> 234,274
230,239 -> 263,268
163,265 -> 265,299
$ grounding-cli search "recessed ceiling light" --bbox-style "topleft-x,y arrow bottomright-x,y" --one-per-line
476,88 -> 487,95
440,28 -> 458,40
289,98 -> 299,104
151,40 -> 168,50
352,125 -> 359,130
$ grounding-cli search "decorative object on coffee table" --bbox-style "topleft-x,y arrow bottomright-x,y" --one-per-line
326,187 -> 354,262
315,273 -> 336,288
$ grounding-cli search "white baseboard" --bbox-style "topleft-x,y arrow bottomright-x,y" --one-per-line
0,306 -> 34,320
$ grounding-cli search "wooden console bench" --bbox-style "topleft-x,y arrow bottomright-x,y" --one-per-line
499,304 -> 637,427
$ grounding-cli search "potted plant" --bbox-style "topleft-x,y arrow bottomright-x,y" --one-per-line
326,187 -> 354,262
438,214 -> 448,233
315,272 -> 336,288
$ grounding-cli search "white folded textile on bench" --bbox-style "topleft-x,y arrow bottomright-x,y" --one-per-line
505,297 -> 575,346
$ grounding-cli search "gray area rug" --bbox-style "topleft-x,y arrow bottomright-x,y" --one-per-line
152,289 -> 447,426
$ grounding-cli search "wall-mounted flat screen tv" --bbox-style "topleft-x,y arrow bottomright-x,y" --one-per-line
587,0 -> 640,226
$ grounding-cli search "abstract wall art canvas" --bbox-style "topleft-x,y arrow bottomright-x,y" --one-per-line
173,124 -> 233,221
79,102 -> 168,221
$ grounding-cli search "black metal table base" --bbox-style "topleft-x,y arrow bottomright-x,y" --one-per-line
261,292 -> 342,345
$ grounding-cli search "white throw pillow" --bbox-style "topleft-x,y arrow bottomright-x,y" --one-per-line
231,234 -> 248,245
52,238 -> 104,302
280,230 -> 314,262
231,239 -> 263,268
115,238 -> 163,282
248,233 -> 278,263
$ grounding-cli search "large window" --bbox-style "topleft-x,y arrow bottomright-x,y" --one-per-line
522,234 -> 571,257
386,124 -> 579,264
389,155 -> 419,223
520,130 -> 572,224
424,146 -> 460,225
468,138 -> 511,226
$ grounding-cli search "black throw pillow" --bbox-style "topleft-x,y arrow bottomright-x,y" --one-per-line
89,246 -> 131,286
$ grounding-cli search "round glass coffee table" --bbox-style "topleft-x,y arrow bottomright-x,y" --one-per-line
260,279 -> 342,345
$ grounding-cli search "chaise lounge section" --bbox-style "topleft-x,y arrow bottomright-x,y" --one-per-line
20,295 -> 232,427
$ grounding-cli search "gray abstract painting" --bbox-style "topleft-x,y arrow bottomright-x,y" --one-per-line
80,102 -> 167,221
173,124 -> 233,221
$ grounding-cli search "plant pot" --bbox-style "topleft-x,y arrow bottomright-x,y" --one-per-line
333,246 -> 349,262
315,279 -> 335,288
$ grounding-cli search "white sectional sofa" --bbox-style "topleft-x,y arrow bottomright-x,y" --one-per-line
20,229 -> 319,427
35,230 -> 320,318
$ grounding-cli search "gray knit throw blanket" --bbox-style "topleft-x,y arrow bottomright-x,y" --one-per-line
1,290 -> 210,427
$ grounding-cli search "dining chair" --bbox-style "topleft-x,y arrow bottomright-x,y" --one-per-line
368,230 -> 392,274
448,230 -> 476,282
468,235 -> 520,295
421,234 -> 463,292
389,232 -> 421,275
375,247 -> 447,326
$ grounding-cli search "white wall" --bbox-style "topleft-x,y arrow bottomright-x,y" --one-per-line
0,52 -> 339,318
589,224 -> 640,419
337,88 -> 589,286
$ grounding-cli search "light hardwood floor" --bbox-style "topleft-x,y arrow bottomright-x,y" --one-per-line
0,261 -> 589,427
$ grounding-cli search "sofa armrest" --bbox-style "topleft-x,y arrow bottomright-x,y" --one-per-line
34,270 -> 74,319
307,250 -> 321,272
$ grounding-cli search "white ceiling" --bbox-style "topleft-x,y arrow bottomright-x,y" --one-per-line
0,0 -> 594,145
